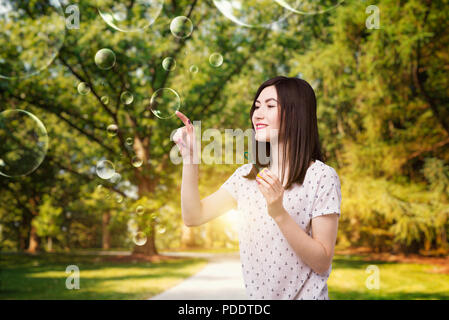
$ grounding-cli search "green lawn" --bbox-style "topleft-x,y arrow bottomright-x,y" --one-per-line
1,252 -> 448,300
328,254 -> 449,300
0,252 -> 208,300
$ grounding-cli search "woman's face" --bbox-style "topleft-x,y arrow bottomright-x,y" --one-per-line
252,85 -> 281,143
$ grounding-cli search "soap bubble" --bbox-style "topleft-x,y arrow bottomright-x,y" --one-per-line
158,226 -> 166,234
162,57 -> 176,71
97,0 -> 164,32
78,82 -> 91,95
132,156 -> 143,168
101,95 -> 110,105
120,91 -> 134,104
170,16 -> 193,39
0,109 -> 49,177
136,205 -> 144,215
96,159 -> 115,179
189,65 -> 198,74
274,0 -> 344,15
115,194 -> 123,203
148,88 -> 181,119
126,137 -> 133,145
133,231 -> 147,246
209,53 -> 223,67
212,0 -> 297,28
107,124 -> 118,137
0,0 -> 66,79
109,172 -> 121,184
95,48 -> 116,70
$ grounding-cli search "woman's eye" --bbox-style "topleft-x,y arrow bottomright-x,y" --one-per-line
268,105 -> 276,108
254,106 -> 260,109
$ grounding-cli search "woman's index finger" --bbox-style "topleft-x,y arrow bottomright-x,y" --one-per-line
175,111 -> 190,126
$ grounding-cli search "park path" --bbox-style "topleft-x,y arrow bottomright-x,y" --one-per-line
149,251 -> 249,300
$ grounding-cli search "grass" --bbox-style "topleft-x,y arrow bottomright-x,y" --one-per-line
0,252 -> 208,300
328,254 -> 449,300
1,251 -> 448,300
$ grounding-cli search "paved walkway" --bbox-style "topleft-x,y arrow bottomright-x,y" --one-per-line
149,252 -> 249,300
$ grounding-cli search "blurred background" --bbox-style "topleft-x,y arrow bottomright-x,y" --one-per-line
0,0 -> 448,299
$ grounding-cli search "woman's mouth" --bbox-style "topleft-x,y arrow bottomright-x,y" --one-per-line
256,124 -> 268,130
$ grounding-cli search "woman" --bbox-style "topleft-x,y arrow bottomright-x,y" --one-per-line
174,76 -> 341,300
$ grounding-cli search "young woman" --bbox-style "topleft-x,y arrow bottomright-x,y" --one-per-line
174,76 -> 341,300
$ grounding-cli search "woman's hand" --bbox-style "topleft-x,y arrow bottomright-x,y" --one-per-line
256,168 -> 286,220
174,111 -> 198,163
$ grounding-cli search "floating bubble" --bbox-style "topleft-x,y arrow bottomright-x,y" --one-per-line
212,0 -> 296,28
109,172 -> 122,184
97,0 -> 164,32
115,194 -> 123,203
126,137 -> 133,145
0,109 -> 49,177
96,159 -> 115,179
120,91 -> 134,104
0,0 -> 66,79
148,88 -> 181,119
170,16 -> 193,39
209,53 -> 223,67
78,82 -> 91,95
133,231 -> 147,246
274,0 -> 344,15
132,156 -> 143,168
158,226 -> 166,234
95,48 -> 116,70
136,205 -> 144,215
162,57 -> 176,71
189,65 -> 198,74
107,124 -> 118,137
101,95 -> 110,105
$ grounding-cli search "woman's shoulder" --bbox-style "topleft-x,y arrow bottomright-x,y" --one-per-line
313,160 -> 340,183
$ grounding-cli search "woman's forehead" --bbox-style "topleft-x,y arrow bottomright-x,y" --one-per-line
257,85 -> 277,102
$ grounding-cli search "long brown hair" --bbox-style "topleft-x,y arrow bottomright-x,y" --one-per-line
243,76 -> 325,190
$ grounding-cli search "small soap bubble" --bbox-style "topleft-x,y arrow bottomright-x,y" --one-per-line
189,65 -> 198,74
162,57 -> 176,71
209,53 -> 223,67
116,194 -> 123,203
77,82 -> 90,95
120,91 -> 134,104
101,95 -> 110,105
107,124 -> 118,137
158,226 -> 166,234
132,156 -> 143,168
126,137 -> 133,146
96,160 -> 115,179
95,48 -> 116,70
136,205 -> 144,215
133,231 -> 147,246
170,16 -> 193,39
109,172 -> 122,184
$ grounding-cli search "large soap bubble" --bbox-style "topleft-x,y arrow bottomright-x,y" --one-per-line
170,16 -> 193,39
274,0 -> 344,15
96,159 -> 115,179
0,0 -> 66,79
212,0 -> 298,28
0,109 -> 49,177
147,88 -> 181,119
97,0 -> 164,32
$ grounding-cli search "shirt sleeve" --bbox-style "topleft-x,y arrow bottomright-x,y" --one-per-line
311,167 -> 342,219
219,165 -> 246,202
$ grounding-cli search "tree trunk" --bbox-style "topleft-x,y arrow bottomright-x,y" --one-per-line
27,225 -> 39,253
47,236 -> 53,252
132,179 -> 158,256
102,211 -> 111,250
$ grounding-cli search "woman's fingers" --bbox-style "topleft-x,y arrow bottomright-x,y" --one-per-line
175,111 -> 192,128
